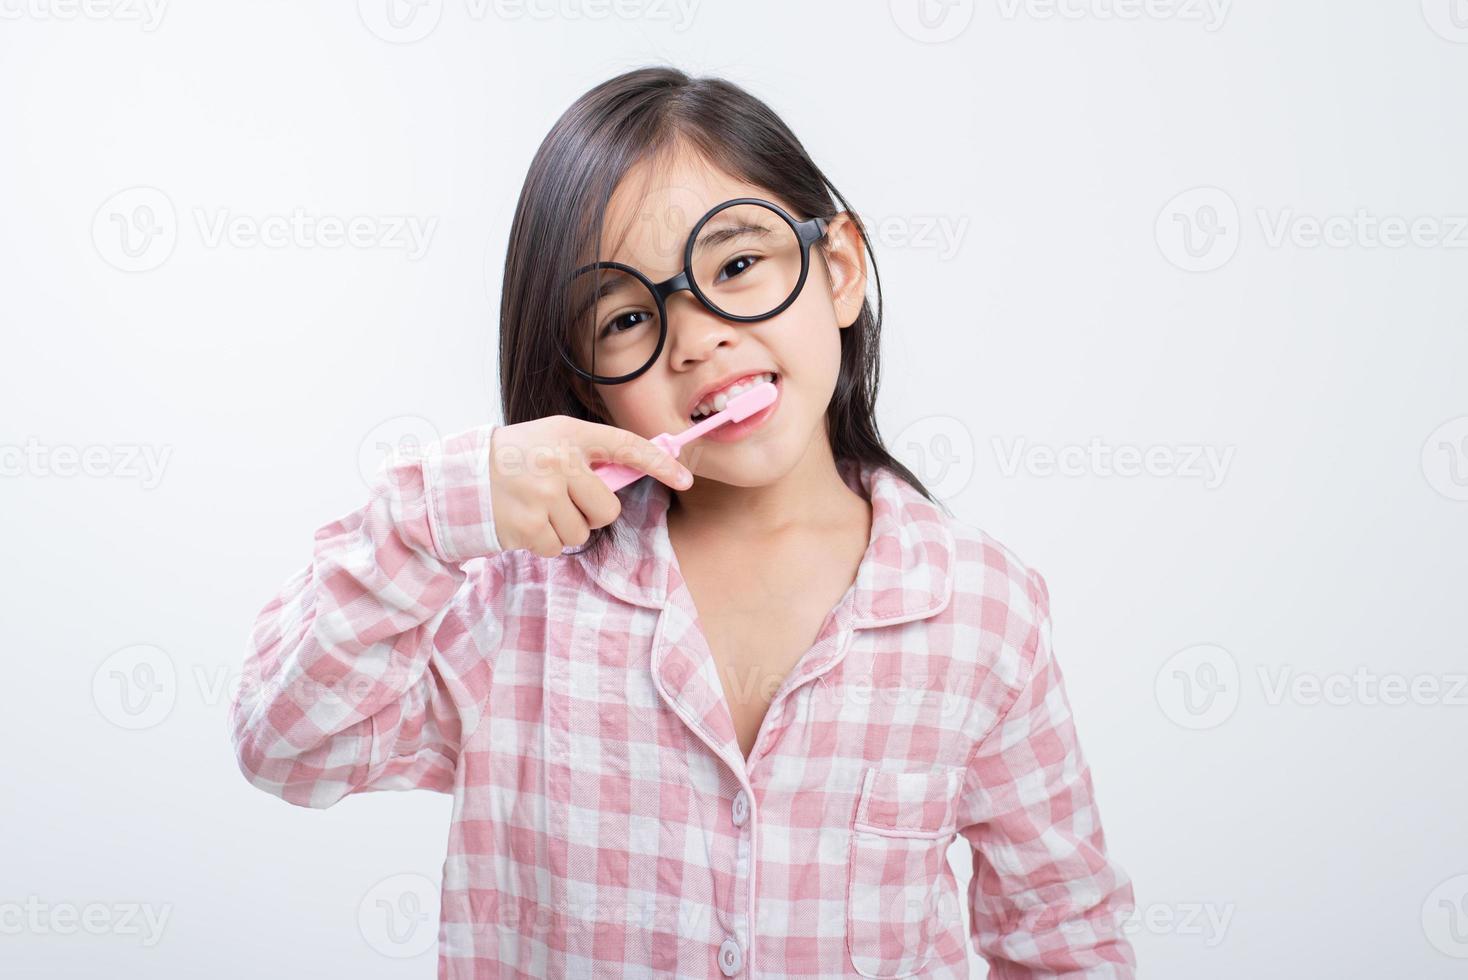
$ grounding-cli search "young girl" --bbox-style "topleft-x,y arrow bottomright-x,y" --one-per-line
229,66 -> 1137,979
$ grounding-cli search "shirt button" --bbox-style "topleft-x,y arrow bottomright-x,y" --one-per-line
718,936 -> 743,975
731,789 -> 749,827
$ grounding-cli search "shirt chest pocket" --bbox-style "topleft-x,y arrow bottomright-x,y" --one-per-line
845,765 -> 965,979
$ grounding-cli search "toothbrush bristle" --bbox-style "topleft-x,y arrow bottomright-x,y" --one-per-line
725,381 -> 778,421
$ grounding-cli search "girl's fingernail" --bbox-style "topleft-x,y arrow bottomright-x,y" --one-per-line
678,470 -> 693,487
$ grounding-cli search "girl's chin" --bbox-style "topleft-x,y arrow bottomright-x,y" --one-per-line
680,437 -> 801,489
677,466 -> 784,491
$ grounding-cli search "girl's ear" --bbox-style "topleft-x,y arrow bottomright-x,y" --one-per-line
821,211 -> 869,329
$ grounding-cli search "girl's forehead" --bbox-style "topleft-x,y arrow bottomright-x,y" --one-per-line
597,153 -> 789,274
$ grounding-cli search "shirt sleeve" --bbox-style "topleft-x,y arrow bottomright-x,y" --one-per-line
956,568 -> 1138,978
227,422 -> 509,808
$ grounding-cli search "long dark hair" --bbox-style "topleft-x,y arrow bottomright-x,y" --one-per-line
497,65 -> 947,562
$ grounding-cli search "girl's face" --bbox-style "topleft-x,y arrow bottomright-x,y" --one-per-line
587,145 -> 868,488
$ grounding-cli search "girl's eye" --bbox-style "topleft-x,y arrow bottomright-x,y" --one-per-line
715,254 -> 759,283
598,309 -> 653,341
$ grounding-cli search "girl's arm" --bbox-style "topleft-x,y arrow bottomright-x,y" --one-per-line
957,569 -> 1138,978
228,423 -> 507,808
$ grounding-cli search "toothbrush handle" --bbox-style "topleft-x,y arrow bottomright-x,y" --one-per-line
592,433 -> 682,492
591,461 -> 646,492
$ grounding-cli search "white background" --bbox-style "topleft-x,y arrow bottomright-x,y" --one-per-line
3,1 -> 1467,977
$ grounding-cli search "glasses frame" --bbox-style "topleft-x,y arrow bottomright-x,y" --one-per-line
560,196 -> 830,385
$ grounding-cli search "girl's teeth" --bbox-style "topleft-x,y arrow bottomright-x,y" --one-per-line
692,372 -> 775,419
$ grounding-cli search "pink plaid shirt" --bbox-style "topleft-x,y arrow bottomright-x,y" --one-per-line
229,422 -> 1137,978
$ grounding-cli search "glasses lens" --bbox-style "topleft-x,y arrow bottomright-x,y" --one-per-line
565,265 -> 663,381
690,204 -> 802,318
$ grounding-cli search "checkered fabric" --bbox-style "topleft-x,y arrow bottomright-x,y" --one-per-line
229,422 -> 1137,978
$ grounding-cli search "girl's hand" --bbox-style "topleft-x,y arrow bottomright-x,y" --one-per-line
488,416 -> 694,557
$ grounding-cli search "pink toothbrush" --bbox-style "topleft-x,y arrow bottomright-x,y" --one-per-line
591,381 -> 779,492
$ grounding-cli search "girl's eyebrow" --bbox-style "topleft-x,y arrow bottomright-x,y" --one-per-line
692,223 -> 773,256
570,274 -> 642,322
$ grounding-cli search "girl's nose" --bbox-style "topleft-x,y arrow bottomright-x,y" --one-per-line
665,295 -> 741,371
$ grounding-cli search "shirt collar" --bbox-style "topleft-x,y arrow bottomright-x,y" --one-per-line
571,457 -> 955,626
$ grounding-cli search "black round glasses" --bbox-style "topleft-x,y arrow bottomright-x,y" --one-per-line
559,197 -> 829,385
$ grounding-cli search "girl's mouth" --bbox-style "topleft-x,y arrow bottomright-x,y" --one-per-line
689,372 -> 779,423
691,374 -> 783,445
